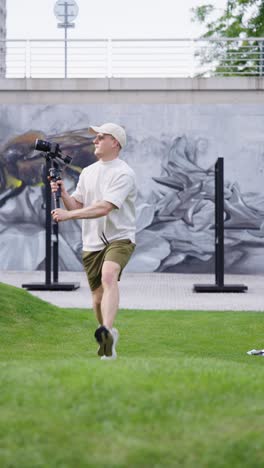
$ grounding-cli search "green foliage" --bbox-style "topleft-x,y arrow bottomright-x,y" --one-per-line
191,0 -> 264,75
192,4 -> 215,23
192,0 -> 264,37
1,282 -> 264,467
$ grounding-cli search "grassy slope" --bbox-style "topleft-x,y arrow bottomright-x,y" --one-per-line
1,282 -> 264,468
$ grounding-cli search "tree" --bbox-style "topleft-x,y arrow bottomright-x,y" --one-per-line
191,0 -> 264,76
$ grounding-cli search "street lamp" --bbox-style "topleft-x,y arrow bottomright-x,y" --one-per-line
54,0 -> 79,78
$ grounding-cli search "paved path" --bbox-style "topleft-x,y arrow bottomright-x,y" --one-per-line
1,271 -> 263,311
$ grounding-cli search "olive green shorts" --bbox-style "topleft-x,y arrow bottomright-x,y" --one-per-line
82,239 -> 136,292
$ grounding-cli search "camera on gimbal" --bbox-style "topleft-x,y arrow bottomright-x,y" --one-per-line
35,139 -> 72,165
35,138 -> 72,196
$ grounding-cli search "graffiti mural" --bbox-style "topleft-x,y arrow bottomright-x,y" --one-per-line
1,103 -> 264,273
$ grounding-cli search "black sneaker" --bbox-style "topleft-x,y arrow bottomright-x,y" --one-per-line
94,326 -> 113,357
101,328 -> 119,360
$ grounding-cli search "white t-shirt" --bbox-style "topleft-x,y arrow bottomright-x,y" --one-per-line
71,158 -> 137,251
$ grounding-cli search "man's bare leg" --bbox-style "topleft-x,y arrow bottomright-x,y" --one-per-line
91,285 -> 104,325
101,260 -> 121,329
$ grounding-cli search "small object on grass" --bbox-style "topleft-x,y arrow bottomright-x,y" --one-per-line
247,349 -> 264,356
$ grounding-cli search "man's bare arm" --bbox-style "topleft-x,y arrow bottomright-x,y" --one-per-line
61,191 -> 83,211
69,200 -> 115,219
51,200 -> 116,223
50,180 -> 83,210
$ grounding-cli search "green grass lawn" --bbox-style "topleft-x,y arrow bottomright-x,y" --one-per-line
1,282 -> 264,468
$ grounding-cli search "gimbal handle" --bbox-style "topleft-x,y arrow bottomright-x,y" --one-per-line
48,168 -> 62,209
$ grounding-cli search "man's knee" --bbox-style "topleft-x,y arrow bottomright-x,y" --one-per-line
101,271 -> 118,288
101,261 -> 120,288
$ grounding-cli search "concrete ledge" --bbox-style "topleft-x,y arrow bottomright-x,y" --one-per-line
1,270 -> 263,310
1,77 -> 264,91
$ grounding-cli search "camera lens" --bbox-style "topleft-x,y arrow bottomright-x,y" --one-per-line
35,139 -> 51,152
34,138 -> 71,165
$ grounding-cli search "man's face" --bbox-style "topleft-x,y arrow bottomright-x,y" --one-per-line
93,133 -> 118,158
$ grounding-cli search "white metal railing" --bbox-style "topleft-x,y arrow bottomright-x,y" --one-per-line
0,38 -> 264,78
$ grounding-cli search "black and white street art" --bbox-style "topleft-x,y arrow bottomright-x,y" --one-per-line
1,103 -> 264,273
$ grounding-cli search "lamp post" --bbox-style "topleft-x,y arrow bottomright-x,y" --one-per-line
54,0 -> 79,78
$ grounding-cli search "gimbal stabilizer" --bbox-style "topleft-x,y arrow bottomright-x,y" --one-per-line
22,139 -> 79,291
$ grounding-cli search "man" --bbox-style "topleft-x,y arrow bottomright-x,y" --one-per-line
51,123 -> 137,360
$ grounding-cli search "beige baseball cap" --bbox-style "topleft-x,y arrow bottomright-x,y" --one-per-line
88,122 -> 126,148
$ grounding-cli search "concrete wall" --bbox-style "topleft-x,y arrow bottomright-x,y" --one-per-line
1,77 -> 264,273
1,76 -> 264,103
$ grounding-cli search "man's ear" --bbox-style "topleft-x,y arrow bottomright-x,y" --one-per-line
112,138 -> 121,150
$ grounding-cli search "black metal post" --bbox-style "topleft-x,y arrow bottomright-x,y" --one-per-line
193,157 -> 247,293
215,157 -> 224,287
52,160 -> 61,284
45,158 -> 52,285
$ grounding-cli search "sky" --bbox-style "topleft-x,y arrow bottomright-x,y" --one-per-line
6,0 -> 228,39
